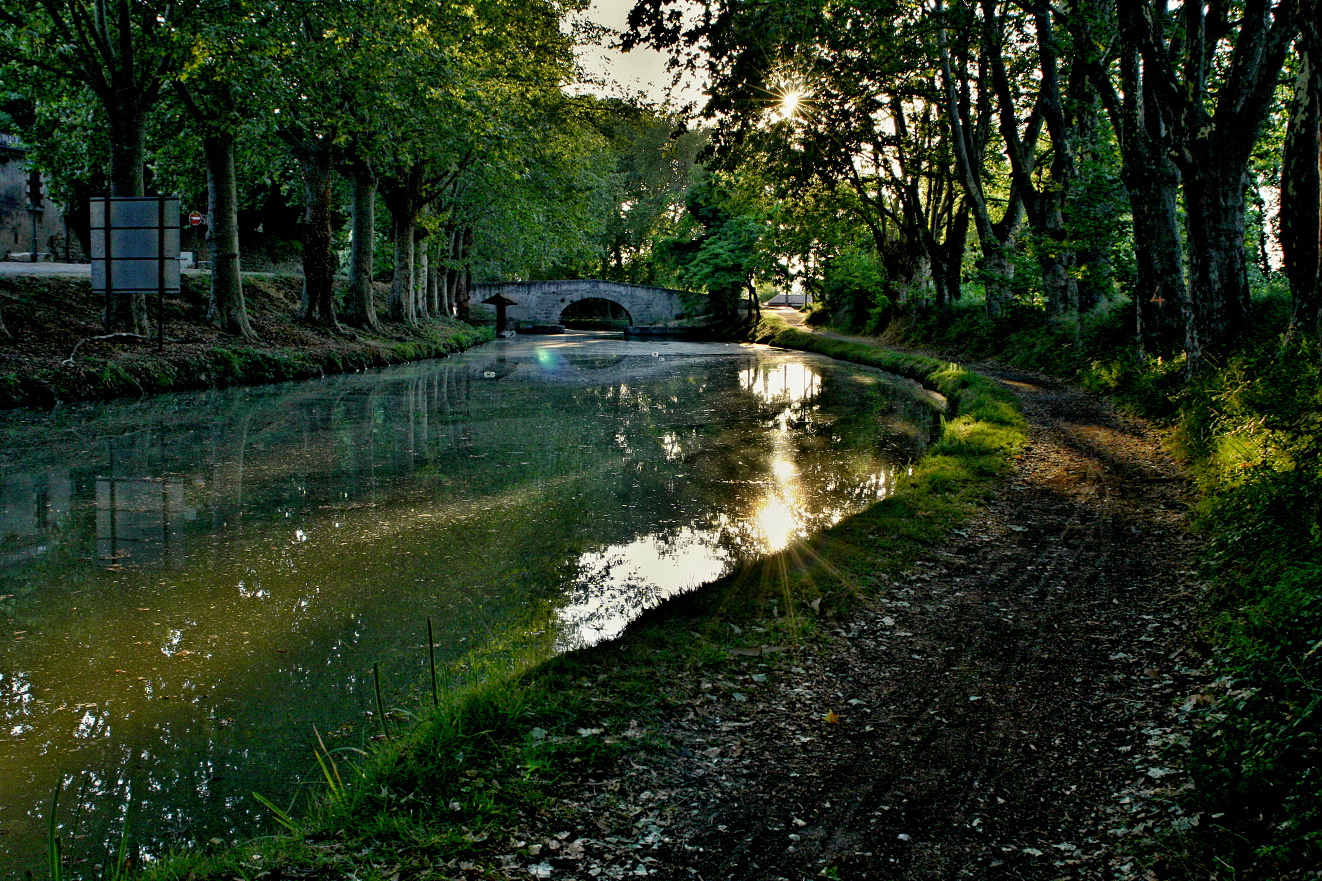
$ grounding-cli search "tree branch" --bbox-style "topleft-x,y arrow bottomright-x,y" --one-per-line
60,332 -> 156,366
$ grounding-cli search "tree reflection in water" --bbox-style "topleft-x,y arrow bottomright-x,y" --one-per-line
0,335 -> 940,876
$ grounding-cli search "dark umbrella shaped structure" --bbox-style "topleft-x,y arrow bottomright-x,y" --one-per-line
482,293 -> 518,334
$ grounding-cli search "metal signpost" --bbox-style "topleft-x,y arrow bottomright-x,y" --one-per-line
90,196 -> 182,349
26,169 -> 43,262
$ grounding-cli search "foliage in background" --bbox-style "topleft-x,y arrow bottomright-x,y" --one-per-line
818,246 -> 891,332
656,172 -> 772,319
595,105 -> 709,285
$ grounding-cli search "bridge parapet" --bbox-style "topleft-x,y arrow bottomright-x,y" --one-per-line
471,280 -> 691,327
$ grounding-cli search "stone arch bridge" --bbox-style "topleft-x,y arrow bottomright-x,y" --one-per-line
471,279 -> 690,327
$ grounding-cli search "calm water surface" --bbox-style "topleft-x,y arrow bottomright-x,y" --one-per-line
0,335 -> 940,874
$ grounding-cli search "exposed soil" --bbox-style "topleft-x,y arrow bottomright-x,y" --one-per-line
0,272 -> 485,408
462,363 -> 1206,880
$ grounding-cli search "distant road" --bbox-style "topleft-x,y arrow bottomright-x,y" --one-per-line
765,304 -> 807,327
0,261 -> 90,276
0,263 -> 231,279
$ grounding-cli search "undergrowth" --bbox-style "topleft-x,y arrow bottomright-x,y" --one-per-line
888,299 -> 1186,419
1168,335 -> 1322,880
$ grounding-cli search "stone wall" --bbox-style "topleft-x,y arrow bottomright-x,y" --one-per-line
472,279 -> 690,326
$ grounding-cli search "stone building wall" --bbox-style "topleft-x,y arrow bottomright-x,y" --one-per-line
0,136 -> 82,263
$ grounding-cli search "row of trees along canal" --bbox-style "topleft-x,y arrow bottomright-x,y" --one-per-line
618,0 -> 1318,371
0,0 -> 720,341
3,0 -> 1321,371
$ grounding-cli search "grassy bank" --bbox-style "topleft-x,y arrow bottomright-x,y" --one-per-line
0,273 -> 492,409
887,296 -> 1322,879
120,321 -> 1025,880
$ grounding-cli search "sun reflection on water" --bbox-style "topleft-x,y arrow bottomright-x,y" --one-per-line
755,495 -> 798,552
559,359 -> 878,648
739,362 -> 821,406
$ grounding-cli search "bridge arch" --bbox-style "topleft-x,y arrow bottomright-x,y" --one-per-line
472,280 -> 688,328
559,296 -> 633,327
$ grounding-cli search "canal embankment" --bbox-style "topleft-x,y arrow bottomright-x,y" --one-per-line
0,273 -> 491,408
131,323 -> 1054,880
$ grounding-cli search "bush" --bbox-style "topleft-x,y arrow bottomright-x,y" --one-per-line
1168,332 -> 1322,878
820,248 -> 890,332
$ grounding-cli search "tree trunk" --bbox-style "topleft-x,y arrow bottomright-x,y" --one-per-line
455,227 -> 473,320
1183,161 -> 1252,363
203,133 -> 255,339
1283,49 -> 1322,335
440,227 -> 456,317
101,276 -> 151,335
344,171 -> 379,330
1088,36 -> 1190,356
935,207 -> 969,307
938,19 -> 1016,317
1123,155 -> 1187,356
415,245 -> 429,321
413,216 -> 430,320
389,211 -> 417,324
976,247 -> 1015,316
440,232 -> 454,317
107,98 -> 147,198
1114,0 -> 1301,366
427,240 -> 441,317
1038,230 -> 1078,317
984,0 -> 1079,319
297,143 -> 339,328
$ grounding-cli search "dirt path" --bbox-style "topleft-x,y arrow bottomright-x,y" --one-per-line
494,366 -> 1205,881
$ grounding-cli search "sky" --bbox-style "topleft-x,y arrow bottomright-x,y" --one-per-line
574,0 -> 705,108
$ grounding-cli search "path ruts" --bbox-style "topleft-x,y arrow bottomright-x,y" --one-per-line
488,362 -> 1204,881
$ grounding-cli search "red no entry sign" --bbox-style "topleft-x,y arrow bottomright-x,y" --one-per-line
189,211 -> 203,226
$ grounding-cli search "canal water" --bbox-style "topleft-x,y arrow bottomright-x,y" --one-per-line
0,334 -> 941,875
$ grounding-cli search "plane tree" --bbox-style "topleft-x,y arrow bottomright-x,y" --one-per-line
164,0 -> 281,339
657,171 -> 772,320
0,0 -> 201,331
365,0 -> 582,323
465,103 -> 620,282
625,0 -> 1003,315
1114,0 -> 1301,366
596,105 -> 709,284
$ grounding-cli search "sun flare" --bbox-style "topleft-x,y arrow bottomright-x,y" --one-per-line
778,90 -> 803,120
